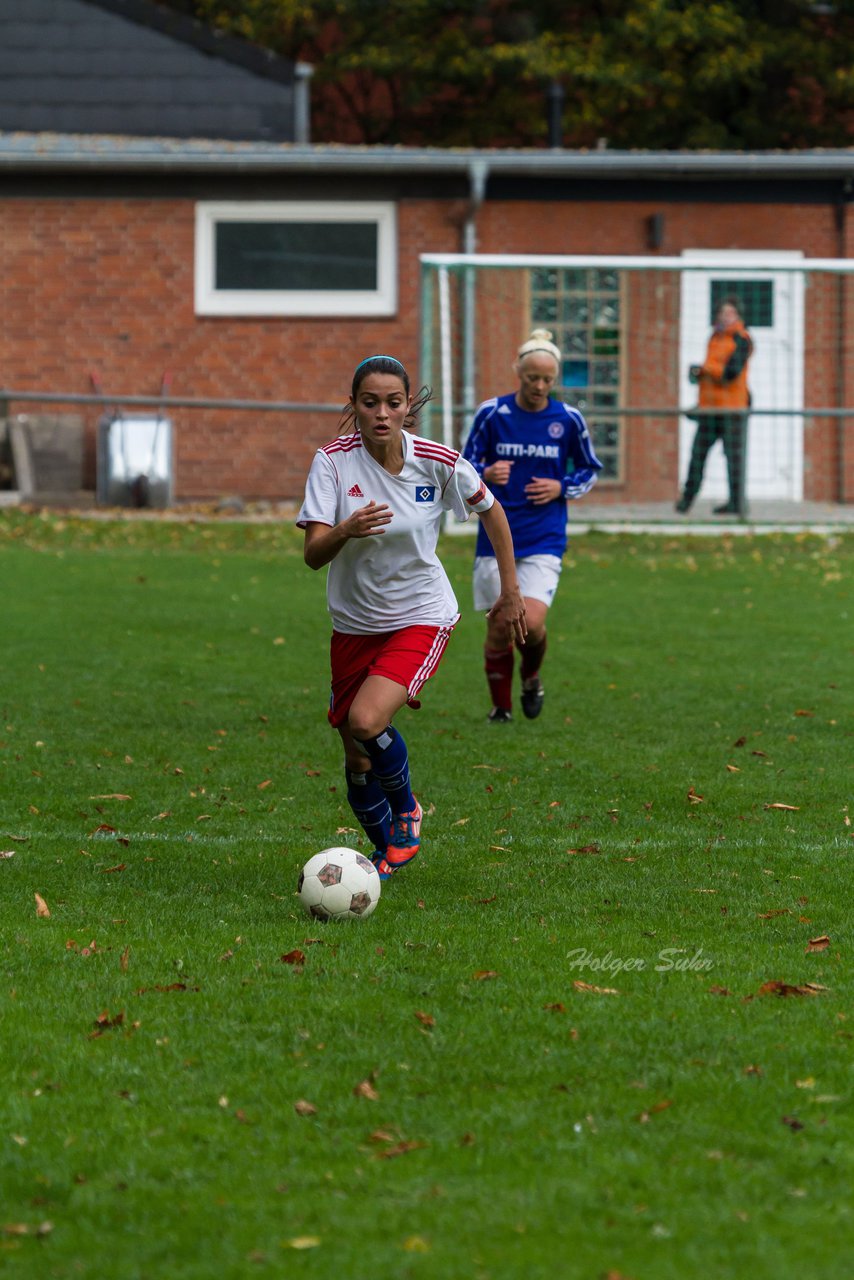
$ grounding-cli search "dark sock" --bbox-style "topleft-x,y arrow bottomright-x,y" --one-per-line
345,767 -> 392,852
351,725 -> 415,815
517,634 -> 547,683
484,645 -> 514,710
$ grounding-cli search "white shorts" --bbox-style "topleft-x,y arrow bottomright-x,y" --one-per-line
473,554 -> 563,612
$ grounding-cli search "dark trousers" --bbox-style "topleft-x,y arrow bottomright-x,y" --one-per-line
683,413 -> 748,510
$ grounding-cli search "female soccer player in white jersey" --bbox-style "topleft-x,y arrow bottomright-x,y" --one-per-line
297,355 -> 526,880
463,329 -> 602,723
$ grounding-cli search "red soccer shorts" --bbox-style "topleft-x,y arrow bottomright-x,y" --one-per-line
328,623 -> 455,729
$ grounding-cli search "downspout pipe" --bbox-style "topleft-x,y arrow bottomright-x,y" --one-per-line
461,160 -> 489,445
294,62 -> 314,145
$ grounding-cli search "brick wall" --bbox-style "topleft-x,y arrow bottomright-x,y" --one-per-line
0,191 -> 847,502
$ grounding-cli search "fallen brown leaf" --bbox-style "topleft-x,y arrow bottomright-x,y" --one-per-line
638,1099 -> 673,1122
293,1099 -> 317,1117
34,892 -> 50,918
353,1079 -> 379,1101
367,1128 -> 398,1144
100,863 -> 126,874
3,1222 -> 53,1237
805,935 -> 830,953
708,985 -> 732,996
543,1002 -> 567,1013
781,1115 -> 805,1131
687,787 -> 704,804
472,970 -> 498,981
414,1010 -> 435,1028
280,949 -> 306,966
758,980 -> 827,997
764,803 -> 800,812
135,982 -> 196,994
373,1139 -> 426,1159
90,1009 -> 125,1037
573,979 -> 619,996
757,909 -> 790,919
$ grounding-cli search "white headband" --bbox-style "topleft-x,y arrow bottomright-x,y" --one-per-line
517,329 -> 561,364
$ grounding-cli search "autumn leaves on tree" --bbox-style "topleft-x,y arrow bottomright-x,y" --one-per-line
182,0 -> 854,149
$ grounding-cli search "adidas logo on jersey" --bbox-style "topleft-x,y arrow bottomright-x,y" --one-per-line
347,484 -> 365,498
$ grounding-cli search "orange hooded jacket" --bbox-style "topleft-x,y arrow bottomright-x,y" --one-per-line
698,321 -> 753,410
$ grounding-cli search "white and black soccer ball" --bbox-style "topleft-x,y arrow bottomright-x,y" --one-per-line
297,847 -> 381,921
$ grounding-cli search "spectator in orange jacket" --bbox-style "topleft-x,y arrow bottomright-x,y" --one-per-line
676,297 -> 753,516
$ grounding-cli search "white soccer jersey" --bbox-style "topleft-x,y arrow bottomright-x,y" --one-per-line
297,430 -> 494,635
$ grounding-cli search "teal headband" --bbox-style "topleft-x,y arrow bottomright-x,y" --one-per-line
354,354 -> 406,375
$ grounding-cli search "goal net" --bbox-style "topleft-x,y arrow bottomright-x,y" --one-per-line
418,253 -> 854,506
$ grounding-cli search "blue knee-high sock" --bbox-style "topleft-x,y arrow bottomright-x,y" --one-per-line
351,725 -> 415,816
345,767 -> 392,852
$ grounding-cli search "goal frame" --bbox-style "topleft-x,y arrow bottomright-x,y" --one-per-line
418,251 -> 854,505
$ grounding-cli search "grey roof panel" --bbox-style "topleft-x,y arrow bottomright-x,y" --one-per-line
0,0 -> 299,141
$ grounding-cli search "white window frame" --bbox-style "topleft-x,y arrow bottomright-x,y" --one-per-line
194,201 -> 397,317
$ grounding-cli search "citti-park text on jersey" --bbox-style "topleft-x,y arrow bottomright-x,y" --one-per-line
496,443 -> 561,458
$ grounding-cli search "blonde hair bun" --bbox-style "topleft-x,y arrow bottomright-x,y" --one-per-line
517,328 -> 561,364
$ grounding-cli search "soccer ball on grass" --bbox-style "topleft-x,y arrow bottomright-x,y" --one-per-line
298,847 -> 381,921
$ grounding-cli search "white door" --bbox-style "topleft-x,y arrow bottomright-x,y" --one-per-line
679,251 -> 805,501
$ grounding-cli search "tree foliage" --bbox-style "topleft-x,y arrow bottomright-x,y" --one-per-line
175,0 -> 854,147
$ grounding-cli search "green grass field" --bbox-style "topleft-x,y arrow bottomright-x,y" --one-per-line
1,511 -> 851,1279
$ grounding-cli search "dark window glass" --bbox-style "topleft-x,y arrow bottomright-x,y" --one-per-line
531,266 -> 623,481
710,279 -> 774,328
215,222 -> 378,292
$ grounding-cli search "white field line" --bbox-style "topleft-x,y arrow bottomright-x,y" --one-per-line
3,828 -> 297,848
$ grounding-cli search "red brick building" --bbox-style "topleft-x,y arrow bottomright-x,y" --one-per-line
0,3 -> 852,506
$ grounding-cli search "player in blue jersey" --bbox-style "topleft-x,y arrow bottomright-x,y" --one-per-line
462,329 -> 602,722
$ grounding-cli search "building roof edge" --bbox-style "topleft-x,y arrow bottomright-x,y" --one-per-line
0,134 -> 851,179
